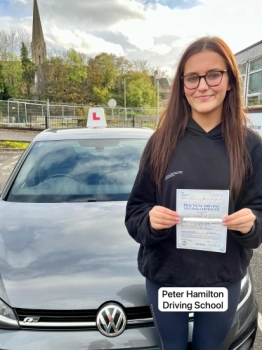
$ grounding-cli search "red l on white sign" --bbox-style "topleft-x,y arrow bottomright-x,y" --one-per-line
87,107 -> 106,128
93,112 -> 100,121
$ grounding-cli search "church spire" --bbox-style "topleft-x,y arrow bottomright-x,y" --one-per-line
31,0 -> 46,66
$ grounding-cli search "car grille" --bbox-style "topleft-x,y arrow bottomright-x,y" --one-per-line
15,306 -> 154,330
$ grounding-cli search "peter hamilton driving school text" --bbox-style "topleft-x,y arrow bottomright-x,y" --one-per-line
158,288 -> 228,312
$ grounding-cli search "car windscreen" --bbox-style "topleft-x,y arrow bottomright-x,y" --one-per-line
6,138 -> 148,203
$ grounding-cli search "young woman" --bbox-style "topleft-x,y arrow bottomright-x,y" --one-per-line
125,36 -> 262,350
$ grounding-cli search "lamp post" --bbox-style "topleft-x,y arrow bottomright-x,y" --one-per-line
123,77 -> 130,122
124,78 -> 127,121
155,73 -> 161,125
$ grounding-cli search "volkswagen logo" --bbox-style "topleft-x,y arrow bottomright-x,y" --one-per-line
96,303 -> 127,337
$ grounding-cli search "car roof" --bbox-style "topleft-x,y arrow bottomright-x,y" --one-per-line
34,127 -> 155,141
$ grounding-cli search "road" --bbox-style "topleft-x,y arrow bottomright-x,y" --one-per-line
0,151 -> 261,349
0,152 -> 23,191
0,128 -> 39,142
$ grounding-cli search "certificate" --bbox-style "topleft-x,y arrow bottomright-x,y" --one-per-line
176,189 -> 229,253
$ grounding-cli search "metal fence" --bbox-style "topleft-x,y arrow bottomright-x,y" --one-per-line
0,100 -> 158,130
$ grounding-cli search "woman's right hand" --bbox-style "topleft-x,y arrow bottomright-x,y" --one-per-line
149,206 -> 180,230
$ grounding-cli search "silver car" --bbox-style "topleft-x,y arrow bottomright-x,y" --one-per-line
0,127 -> 258,349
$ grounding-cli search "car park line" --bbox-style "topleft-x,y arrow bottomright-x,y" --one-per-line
258,312 -> 262,331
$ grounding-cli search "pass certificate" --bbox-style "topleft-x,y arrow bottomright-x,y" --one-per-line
176,189 -> 229,253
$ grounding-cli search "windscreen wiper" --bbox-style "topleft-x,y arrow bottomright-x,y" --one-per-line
87,198 -> 96,202
68,197 -> 97,202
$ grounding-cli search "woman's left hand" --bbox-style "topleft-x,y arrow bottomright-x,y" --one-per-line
223,208 -> 256,234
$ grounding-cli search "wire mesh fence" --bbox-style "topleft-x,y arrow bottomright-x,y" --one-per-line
0,100 -> 158,130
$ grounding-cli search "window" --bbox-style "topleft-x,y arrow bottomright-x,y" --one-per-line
238,65 -> 246,75
245,57 -> 262,107
247,95 -> 262,106
248,71 -> 262,94
250,58 -> 262,71
7,138 -> 148,203
237,65 -> 247,101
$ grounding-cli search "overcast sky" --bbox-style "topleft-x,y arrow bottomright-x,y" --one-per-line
0,0 -> 261,76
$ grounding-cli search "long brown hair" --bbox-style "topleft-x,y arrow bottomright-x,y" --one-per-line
141,36 -> 251,197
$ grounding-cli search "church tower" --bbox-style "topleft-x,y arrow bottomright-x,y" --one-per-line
30,0 -> 46,99
31,0 -> 46,66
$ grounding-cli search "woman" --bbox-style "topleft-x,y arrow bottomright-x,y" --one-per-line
125,36 -> 262,350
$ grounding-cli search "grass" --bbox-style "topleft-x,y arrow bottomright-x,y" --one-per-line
0,141 -> 30,149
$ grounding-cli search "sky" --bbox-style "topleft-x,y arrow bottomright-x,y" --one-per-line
0,0 -> 261,76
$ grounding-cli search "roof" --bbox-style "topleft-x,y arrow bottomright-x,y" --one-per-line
159,77 -> 170,90
34,127 -> 155,142
234,40 -> 262,64
235,39 -> 262,56
32,0 -> 45,45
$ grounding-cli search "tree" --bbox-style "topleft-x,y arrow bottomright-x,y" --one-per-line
87,53 -> 119,105
63,49 -> 88,103
0,26 -> 172,105
0,54 -> 23,98
115,56 -> 132,75
131,59 -> 150,73
65,49 -> 87,83
20,42 -> 35,97
124,71 -> 157,108
0,27 -> 31,60
42,51 -> 89,104
41,56 -> 66,102
0,63 -> 11,100
0,28 -> 27,98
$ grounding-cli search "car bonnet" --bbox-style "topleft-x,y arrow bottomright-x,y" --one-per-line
0,200 -> 147,310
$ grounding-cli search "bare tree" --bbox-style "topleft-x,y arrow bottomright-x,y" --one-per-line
131,59 -> 150,73
17,27 -> 31,57
0,27 -> 31,60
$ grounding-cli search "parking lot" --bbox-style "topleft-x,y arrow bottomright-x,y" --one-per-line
0,150 -> 261,349
0,152 -> 22,191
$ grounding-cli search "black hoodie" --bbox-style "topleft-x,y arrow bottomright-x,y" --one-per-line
125,118 -> 262,287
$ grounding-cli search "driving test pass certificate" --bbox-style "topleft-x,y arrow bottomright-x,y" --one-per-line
176,189 -> 229,253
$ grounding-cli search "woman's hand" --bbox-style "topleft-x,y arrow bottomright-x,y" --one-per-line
149,206 -> 180,230
223,208 -> 256,234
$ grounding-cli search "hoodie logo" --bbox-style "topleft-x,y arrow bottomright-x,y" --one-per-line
165,171 -> 183,180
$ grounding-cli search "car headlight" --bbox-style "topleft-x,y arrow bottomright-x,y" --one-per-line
0,299 -> 19,329
237,273 -> 252,311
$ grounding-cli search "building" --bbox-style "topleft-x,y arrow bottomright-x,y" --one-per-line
235,41 -> 262,112
152,71 -> 170,103
235,41 -> 262,136
30,0 -> 46,99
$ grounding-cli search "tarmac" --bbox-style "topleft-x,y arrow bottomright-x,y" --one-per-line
0,128 -> 40,142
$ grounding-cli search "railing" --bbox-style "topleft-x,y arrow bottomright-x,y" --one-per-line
246,93 -> 262,108
0,100 -> 158,130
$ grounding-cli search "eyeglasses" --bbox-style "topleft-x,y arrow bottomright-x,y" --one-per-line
181,70 -> 227,90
